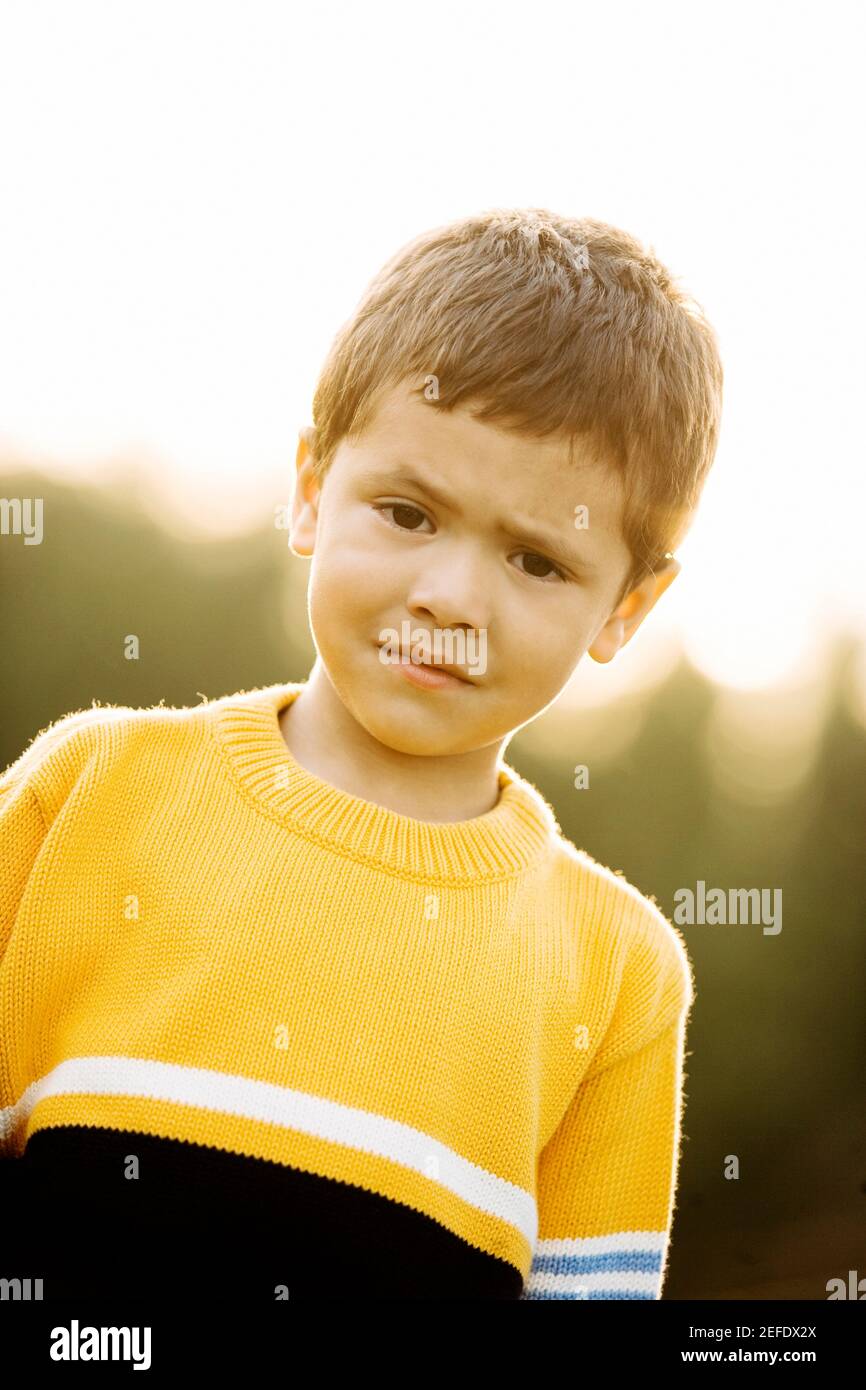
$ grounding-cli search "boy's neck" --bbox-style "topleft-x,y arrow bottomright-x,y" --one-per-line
278,663 -> 506,824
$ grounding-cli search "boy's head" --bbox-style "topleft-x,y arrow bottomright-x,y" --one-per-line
289,208 -> 723,758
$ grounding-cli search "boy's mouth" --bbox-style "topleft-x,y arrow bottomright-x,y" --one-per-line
375,643 -> 476,686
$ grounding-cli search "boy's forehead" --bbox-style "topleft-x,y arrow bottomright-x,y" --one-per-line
344,378 -> 628,553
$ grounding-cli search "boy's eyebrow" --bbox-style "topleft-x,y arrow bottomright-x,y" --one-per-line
360,465 -> 602,573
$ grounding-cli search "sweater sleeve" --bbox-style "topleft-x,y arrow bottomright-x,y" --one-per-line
1,711 -> 105,1165
0,777 -> 48,968
0,774 -> 50,1174
0,706 -> 105,966
521,1010 -> 690,1300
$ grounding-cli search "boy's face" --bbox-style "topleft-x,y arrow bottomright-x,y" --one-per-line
290,378 -> 677,758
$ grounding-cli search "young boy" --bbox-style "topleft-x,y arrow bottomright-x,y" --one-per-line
0,208 -> 722,1301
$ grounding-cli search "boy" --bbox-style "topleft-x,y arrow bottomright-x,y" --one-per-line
0,208 -> 722,1301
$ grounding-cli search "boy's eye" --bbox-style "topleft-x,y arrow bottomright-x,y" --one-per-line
515,552 -> 565,582
373,502 -> 567,583
375,502 -> 429,532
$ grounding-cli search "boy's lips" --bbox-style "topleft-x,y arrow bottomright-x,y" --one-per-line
375,643 -> 476,685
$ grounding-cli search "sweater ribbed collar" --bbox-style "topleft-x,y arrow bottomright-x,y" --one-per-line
209,680 -> 558,883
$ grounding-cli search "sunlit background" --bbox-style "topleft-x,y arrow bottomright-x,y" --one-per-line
1,0 -> 864,1301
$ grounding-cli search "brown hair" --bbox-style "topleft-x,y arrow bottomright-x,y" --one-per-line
308,207 -> 723,608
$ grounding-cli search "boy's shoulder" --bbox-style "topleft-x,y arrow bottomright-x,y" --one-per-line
0,695 -> 215,811
549,829 -> 695,1018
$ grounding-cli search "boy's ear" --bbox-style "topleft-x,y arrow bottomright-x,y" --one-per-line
588,556 -> 681,664
289,426 -> 322,558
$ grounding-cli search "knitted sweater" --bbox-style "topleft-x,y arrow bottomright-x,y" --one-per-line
0,680 -> 694,1301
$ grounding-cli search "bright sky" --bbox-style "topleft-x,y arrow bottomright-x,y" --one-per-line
1,0 -> 864,700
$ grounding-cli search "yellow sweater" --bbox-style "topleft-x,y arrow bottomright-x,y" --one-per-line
0,680 -> 694,1301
